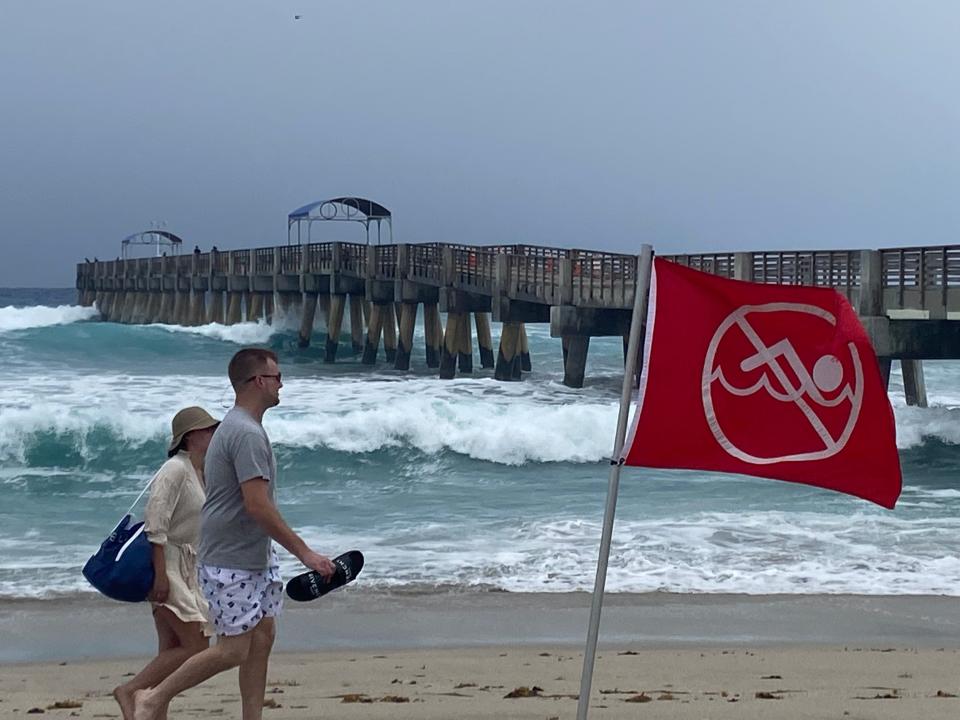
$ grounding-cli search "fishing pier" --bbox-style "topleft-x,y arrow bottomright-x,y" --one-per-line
76,238 -> 960,404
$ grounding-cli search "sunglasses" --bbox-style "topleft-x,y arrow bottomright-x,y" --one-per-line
245,373 -> 282,384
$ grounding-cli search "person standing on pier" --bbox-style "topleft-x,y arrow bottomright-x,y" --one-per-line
133,348 -> 336,720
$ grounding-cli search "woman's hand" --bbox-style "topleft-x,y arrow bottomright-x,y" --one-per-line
149,571 -> 170,604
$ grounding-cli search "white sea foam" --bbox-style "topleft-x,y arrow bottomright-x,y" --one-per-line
293,506 -> 960,596
892,405 -> 960,448
152,319 -> 280,345
0,374 -> 622,464
2,367 -> 960,466
12,505 -> 960,599
0,304 -> 99,332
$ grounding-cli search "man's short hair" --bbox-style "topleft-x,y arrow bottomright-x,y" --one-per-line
228,348 -> 279,389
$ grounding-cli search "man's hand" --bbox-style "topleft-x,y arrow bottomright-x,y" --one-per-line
300,550 -> 336,581
149,572 -> 170,603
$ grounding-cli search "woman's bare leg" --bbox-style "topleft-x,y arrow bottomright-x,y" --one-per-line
113,607 -> 207,719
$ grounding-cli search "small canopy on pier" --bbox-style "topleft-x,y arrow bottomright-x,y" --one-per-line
121,230 -> 185,259
287,196 -> 393,245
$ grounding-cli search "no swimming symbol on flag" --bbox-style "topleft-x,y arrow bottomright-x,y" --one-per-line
622,258 -> 901,509
703,302 -> 864,464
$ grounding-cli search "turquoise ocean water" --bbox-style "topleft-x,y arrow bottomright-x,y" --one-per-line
2,288 -> 960,599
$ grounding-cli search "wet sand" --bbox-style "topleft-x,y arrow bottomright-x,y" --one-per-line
2,591 -> 960,718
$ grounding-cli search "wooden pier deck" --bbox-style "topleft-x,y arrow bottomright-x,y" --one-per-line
76,242 -> 960,399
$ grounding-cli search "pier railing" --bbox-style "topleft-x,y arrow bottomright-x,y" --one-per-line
77,242 -> 960,314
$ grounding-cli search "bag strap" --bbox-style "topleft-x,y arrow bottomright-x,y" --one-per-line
124,470 -> 161,517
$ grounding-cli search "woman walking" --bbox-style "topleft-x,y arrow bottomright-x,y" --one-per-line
113,407 -> 219,719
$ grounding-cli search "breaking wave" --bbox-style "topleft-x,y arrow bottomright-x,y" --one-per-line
0,304 -> 99,332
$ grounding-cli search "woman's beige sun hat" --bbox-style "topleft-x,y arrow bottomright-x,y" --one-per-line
168,406 -> 220,455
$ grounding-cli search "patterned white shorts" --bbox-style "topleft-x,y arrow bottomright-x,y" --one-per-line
198,550 -> 284,637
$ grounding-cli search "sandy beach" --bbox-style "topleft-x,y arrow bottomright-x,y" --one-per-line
3,591 -> 960,718
5,645 -> 960,719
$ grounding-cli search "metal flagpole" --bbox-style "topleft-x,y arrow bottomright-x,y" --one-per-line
575,244 -> 654,720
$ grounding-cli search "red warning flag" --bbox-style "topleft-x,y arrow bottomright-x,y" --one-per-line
622,258 -> 901,508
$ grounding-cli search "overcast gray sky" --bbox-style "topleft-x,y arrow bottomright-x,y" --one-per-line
1,1 -> 958,286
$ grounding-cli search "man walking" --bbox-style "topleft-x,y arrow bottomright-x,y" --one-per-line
134,348 -> 335,720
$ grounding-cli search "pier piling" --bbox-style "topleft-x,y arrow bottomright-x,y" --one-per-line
382,303 -> 398,362
325,295 -> 346,362
423,302 -> 442,368
248,293 -> 264,323
475,312 -> 495,369
902,359 -> 929,408
519,323 -> 532,372
226,292 -> 242,325
350,296 -> 365,355
457,312 -> 473,373
440,312 -> 464,379
395,302 -> 418,371
362,304 -> 385,364
494,321 -> 522,381
562,336 -> 590,388
298,293 -> 318,347
208,291 -> 225,324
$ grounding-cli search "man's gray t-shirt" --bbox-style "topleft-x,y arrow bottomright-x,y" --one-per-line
199,406 -> 276,570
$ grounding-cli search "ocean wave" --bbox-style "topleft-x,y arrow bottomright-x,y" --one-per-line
2,373 -> 960,468
10,504 -> 960,600
0,304 -> 99,332
893,405 -> 960,448
152,319 -> 282,345
0,385 -> 620,466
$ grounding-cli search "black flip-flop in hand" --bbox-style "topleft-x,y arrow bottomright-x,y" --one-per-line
286,550 -> 364,601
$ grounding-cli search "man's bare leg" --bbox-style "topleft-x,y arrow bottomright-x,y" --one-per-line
132,631 -> 252,720
114,608 -> 207,720
239,617 -> 276,720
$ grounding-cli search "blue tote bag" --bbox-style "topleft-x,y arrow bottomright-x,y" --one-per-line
82,474 -> 157,603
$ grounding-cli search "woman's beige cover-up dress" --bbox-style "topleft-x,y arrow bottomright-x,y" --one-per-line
143,451 -> 212,633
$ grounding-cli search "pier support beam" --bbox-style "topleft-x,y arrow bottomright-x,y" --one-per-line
317,294 -> 331,329
382,303 -> 398,363
208,291 -> 225,324
277,292 -> 294,320
114,292 -> 126,323
189,291 -> 205,326
157,292 -> 173,324
901,359 -> 928,408
249,293 -> 264,323
350,296 -> 365,355
362,304 -> 385,364
298,293 -> 318,348
395,303 -> 419,371
171,292 -> 187,326
458,312 -> 473,373
146,293 -> 162,323
325,295 -> 346,362
263,293 -> 274,324
475,312 -> 495,369
494,321 -> 523,381
440,312 -> 466,379
136,293 -> 149,324
125,293 -> 140,324
101,293 -> 114,321
519,323 -> 532,372
102,293 -> 114,321
562,335 -> 590,389
121,292 -> 132,323
226,292 -> 243,325
423,303 -> 442,368
121,292 -> 136,324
